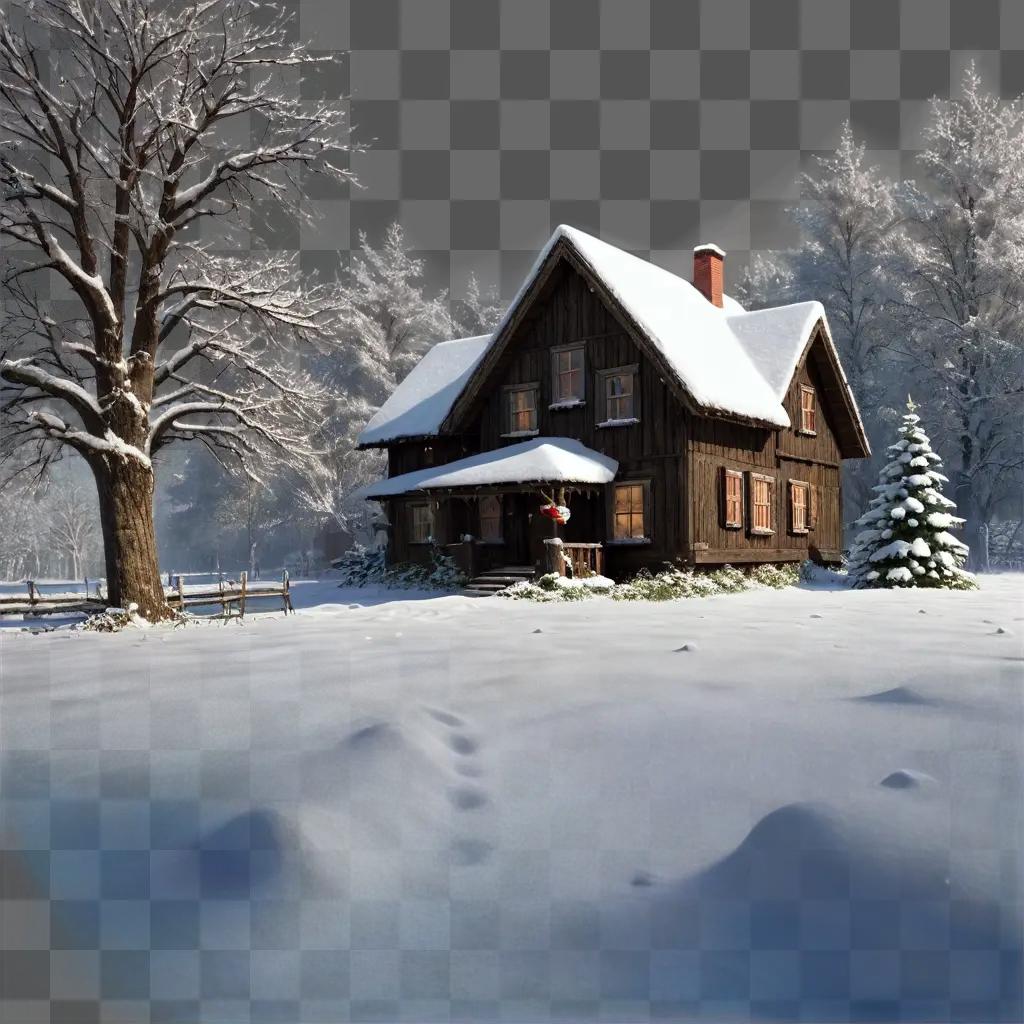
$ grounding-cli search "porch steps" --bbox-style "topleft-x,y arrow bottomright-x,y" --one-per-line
462,566 -> 535,597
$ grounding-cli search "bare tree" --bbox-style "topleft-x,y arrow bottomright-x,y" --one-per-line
882,67 -> 1024,564
737,123 -> 901,521
300,222 -> 455,540
452,273 -> 505,337
0,0 -> 354,616
49,482 -> 100,579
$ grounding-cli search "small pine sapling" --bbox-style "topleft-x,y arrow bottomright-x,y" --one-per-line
847,398 -> 975,589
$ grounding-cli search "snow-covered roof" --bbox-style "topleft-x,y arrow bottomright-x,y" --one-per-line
485,225 -> 802,428
358,437 -> 618,499
357,334 -> 491,447
357,225 -> 868,453
724,300 -> 826,401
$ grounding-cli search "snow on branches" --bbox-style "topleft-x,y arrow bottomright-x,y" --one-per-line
0,0 -> 355,487
847,398 -> 975,590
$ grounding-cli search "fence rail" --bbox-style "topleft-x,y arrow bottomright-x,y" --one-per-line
0,571 -> 293,619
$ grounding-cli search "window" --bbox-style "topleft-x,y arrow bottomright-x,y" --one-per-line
611,481 -> 648,541
504,383 -> 539,435
799,385 -> 817,434
410,503 -> 432,544
597,365 -> 638,426
479,495 -> 502,543
722,468 -> 743,529
808,484 -> 818,530
748,473 -> 775,535
551,345 -> 585,405
789,480 -> 809,534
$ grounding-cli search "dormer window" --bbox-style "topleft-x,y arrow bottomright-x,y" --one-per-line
799,385 -> 817,435
551,344 -> 585,406
503,383 -> 539,437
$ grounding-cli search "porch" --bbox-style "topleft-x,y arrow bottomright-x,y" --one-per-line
358,437 -> 618,582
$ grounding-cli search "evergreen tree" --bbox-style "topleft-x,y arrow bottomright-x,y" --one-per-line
848,399 -> 975,589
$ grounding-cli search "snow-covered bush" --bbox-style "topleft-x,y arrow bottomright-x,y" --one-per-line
847,399 -> 976,589
799,560 -> 851,587
750,563 -> 802,589
501,563 -> 799,602
501,572 -> 615,602
333,546 -> 388,587
333,545 -> 465,591
78,603 -> 166,632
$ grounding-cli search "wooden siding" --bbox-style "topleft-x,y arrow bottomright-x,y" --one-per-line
686,332 -> 845,565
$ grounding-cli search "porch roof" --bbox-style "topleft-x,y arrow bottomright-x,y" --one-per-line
357,437 -> 619,500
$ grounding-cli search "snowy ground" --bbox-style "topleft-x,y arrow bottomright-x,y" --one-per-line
0,576 -> 1021,1023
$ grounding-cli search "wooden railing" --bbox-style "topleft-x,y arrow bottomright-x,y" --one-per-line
562,542 -> 604,578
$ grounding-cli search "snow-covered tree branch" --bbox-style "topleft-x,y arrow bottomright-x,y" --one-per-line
0,0 -> 356,616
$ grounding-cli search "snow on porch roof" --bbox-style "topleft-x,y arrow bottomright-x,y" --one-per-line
357,437 -> 619,499
357,333 -> 492,447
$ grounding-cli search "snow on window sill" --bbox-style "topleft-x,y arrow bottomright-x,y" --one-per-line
549,399 -> 585,411
797,429 -> 817,437
724,522 -> 743,530
606,537 -> 651,546
750,528 -> 775,537
500,430 -> 539,439
597,417 -> 639,428
790,528 -> 809,536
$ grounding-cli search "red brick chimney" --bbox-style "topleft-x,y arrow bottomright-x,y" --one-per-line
692,243 -> 725,307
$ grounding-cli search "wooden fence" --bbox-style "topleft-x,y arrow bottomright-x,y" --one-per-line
0,571 -> 293,619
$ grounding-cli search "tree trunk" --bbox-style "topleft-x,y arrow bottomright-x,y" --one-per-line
91,459 -> 170,619
955,472 -> 982,572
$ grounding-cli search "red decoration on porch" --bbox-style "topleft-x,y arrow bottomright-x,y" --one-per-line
539,503 -> 571,525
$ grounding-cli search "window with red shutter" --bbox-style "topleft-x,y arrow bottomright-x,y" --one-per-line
749,474 -> 775,535
799,385 -> 817,434
789,480 -> 809,534
722,468 -> 743,529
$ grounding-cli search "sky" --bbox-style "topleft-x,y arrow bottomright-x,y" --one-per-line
273,0 -> 1024,296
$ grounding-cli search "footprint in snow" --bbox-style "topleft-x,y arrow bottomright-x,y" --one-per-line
631,870 -> 655,887
674,643 -> 697,652
880,769 -> 938,790
451,837 -> 492,866
425,707 -> 465,728
449,785 -> 488,811
448,733 -> 478,756
810,613 -> 823,619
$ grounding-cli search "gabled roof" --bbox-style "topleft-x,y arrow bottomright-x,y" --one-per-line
357,437 -> 618,499
357,226 -> 870,457
357,334 -> 491,447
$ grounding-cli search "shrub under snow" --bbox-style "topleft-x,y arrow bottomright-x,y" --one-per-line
333,545 -> 466,591
500,563 -> 800,603
846,399 -> 975,590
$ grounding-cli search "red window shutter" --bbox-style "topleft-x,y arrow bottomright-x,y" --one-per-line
808,485 -> 818,530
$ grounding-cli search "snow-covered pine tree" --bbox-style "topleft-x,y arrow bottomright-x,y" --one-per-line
847,398 -> 975,589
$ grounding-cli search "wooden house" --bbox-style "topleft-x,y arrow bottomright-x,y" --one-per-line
356,226 -> 870,588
